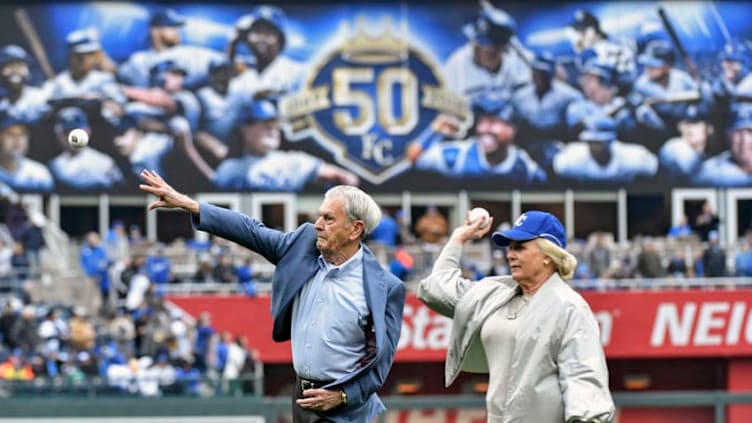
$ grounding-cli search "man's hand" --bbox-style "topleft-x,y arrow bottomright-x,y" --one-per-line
295,388 -> 345,411
139,169 -> 200,214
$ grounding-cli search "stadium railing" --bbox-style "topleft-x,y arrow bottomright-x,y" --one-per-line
1,390 -> 752,422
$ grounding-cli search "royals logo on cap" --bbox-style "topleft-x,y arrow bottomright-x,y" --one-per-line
493,211 -> 567,248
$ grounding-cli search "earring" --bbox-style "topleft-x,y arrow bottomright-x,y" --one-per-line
543,260 -> 551,267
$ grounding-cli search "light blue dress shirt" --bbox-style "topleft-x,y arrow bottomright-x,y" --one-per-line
291,247 -> 369,381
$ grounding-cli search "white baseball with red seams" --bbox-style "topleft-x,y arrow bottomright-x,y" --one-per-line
68,128 -> 89,148
468,207 -> 491,228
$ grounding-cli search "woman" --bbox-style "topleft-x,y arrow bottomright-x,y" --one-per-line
418,210 -> 614,423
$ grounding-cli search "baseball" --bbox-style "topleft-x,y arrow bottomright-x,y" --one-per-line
468,207 -> 491,228
68,128 -> 89,148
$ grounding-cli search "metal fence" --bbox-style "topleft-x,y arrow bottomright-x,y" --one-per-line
1,390 -> 752,422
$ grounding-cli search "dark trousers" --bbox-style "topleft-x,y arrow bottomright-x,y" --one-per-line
292,384 -> 336,423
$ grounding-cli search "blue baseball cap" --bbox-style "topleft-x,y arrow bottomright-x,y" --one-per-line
579,116 -> 617,142
0,112 -> 23,132
492,211 -> 567,249
570,9 -> 600,31
531,52 -> 556,75
241,100 -> 278,123
249,6 -> 287,48
150,9 -> 186,27
721,39 -> 750,64
66,28 -> 101,54
55,107 -> 89,132
209,57 -> 232,74
581,58 -> 617,86
0,45 -> 28,68
463,6 -> 516,47
682,104 -> 709,123
638,40 -> 675,68
472,92 -> 514,122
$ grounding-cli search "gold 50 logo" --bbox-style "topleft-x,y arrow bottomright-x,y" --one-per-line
281,16 -> 468,184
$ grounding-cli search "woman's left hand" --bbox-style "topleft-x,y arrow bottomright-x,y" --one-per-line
450,212 -> 494,244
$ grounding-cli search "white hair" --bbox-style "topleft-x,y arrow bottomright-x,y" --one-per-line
324,185 -> 381,240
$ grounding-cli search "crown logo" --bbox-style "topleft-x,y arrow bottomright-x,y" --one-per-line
341,16 -> 409,64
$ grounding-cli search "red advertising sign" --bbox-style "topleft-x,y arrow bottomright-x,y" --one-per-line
168,289 -> 752,363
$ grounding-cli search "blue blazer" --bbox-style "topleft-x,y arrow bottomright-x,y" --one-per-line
192,203 -> 406,421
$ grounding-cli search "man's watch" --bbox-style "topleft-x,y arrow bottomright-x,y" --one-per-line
340,389 -> 348,404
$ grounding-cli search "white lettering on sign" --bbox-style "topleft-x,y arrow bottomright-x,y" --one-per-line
594,311 -> 612,346
398,303 -> 452,351
649,302 -> 752,347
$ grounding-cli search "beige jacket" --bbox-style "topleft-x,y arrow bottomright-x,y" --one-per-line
417,242 -> 615,423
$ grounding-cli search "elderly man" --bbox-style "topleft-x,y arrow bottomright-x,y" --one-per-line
139,169 -> 405,423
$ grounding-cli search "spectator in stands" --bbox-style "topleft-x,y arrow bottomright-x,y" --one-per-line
587,232 -> 612,278
223,334 -> 249,396
0,239 -> 13,289
418,210 -> 614,422
128,225 -> 145,246
141,353 -> 176,397
735,238 -> 752,276
486,249 -> 510,277
0,348 -> 33,380
235,256 -> 257,297
169,309 -> 191,362
69,306 -> 95,352
174,357 -> 201,395
193,255 -> 215,283
212,254 -> 237,283
145,244 -> 172,294
667,215 -> 693,238
5,202 -> 27,241
240,343 -> 262,396
667,249 -> 689,278
108,308 -> 136,358
394,209 -> 416,246
80,232 -> 111,311
19,214 -> 44,275
703,230 -> 728,277
105,220 -> 130,262
415,205 -> 449,271
388,247 -> 414,282
38,308 -> 68,363
192,311 -> 214,372
369,208 -> 401,247
693,201 -> 720,242
125,254 -> 151,312
636,238 -> 666,278
8,305 -> 36,354
0,301 -> 16,347
213,330 -> 233,380
415,205 -> 449,245
10,241 -> 28,284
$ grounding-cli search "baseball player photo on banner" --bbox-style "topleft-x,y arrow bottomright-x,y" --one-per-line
0,1 -> 748,193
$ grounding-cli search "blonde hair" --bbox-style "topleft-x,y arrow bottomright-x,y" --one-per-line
535,238 -> 578,280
